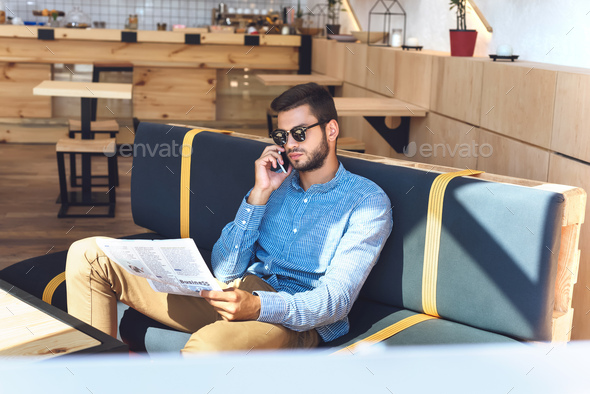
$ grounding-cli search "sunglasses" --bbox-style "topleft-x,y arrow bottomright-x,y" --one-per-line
271,122 -> 323,146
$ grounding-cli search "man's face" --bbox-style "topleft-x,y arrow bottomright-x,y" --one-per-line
277,104 -> 330,173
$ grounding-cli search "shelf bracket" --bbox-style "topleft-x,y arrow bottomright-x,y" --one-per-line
363,116 -> 410,154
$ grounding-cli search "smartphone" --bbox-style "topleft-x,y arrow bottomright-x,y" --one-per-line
277,149 -> 289,173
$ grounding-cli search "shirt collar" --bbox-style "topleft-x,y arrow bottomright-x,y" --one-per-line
290,162 -> 346,193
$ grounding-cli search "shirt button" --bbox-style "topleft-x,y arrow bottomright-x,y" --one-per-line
304,199 -> 308,203
246,208 -> 251,212
241,220 -> 246,225
235,245 -> 238,249
293,229 -> 297,233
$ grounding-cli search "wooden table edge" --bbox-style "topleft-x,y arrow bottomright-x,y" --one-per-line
0,278 -> 128,357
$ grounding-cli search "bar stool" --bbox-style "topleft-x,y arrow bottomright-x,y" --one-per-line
65,62 -> 132,188
67,119 -> 120,187
56,138 -> 117,218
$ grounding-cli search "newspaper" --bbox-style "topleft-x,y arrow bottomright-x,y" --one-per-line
96,238 -> 222,297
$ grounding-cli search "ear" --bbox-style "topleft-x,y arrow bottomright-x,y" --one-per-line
326,119 -> 339,142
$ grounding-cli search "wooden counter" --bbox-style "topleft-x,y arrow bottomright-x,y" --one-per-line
0,26 -> 304,123
0,30 -> 300,69
0,25 -> 301,47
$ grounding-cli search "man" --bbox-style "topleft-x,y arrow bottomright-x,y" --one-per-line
66,83 -> 393,353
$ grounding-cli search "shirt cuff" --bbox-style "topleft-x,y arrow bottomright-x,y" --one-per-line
234,196 -> 266,230
254,291 -> 288,324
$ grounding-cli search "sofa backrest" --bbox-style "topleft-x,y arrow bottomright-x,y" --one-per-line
339,156 -> 563,342
132,123 -> 564,342
132,124 -> 265,251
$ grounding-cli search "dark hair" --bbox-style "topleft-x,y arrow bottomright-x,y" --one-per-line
270,82 -> 338,127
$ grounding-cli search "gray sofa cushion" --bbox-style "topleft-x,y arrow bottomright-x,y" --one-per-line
323,299 -> 520,351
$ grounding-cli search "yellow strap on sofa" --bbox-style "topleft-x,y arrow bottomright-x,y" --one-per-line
180,129 -> 206,238
333,314 -> 438,355
179,128 -> 234,238
42,271 -> 66,305
333,169 -> 483,354
422,169 -> 483,317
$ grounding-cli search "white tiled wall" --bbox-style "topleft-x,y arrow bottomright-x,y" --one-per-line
5,0 -> 301,31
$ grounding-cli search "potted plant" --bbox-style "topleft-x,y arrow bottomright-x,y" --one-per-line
294,0 -> 304,32
326,0 -> 342,35
449,0 -> 477,56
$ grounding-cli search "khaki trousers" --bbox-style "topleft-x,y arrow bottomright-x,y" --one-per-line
65,237 -> 319,353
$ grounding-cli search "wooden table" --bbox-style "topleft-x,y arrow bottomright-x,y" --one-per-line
0,279 -> 127,359
332,98 -> 427,153
256,73 -> 342,96
33,81 -> 132,208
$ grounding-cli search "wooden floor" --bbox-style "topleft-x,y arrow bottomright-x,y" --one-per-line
0,144 -> 142,271
0,121 -> 267,271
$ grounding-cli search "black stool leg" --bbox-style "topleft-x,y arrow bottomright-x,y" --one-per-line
91,67 -> 100,121
107,131 -> 119,186
69,152 -> 78,188
107,155 -> 116,217
266,109 -> 274,137
56,151 -> 69,218
113,154 -> 119,187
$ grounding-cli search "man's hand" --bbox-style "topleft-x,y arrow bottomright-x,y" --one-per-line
247,145 -> 292,206
200,288 -> 261,321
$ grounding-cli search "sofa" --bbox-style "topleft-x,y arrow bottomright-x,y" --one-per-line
1,122 -> 584,353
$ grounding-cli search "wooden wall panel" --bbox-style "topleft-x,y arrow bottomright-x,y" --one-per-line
339,82 -> 367,143
480,62 -> 556,149
325,41 -> 346,80
476,129 -> 549,182
0,120 -> 67,143
133,67 -> 216,120
407,112 -> 479,169
343,42 -> 367,88
393,50 -> 432,109
548,153 -> 590,340
430,56 -> 483,125
365,46 -> 395,97
551,72 -> 590,162
311,38 -> 328,75
312,39 -> 345,80
0,63 -> 51,118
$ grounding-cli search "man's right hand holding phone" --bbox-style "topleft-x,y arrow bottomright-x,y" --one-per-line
247,145 -> 292,206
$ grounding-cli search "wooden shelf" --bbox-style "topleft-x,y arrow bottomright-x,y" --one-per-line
334,97 -> 427,117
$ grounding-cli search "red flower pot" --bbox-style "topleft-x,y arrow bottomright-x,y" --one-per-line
449,29 -> 478,57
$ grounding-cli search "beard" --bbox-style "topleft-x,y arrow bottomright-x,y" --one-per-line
287,129 -> 330,173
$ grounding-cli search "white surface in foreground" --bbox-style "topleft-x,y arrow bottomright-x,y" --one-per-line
1,341 -> 588,393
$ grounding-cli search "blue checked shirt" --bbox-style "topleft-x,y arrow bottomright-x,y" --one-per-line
211,162 -> 393,342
